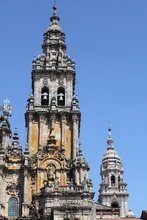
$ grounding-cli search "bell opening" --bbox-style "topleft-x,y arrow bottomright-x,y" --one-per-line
57,87 -> 65,106
41,87 -> 49,106
111,202 -> 119,208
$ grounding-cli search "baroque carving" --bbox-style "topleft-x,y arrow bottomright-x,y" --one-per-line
29,204 -> 42,220
50,73 -> 56,81
47,163 -> 56,181
58,77 -> 64,86
6,183 -> 19,196
43,77 -> 48,86
33,74 -> 41,81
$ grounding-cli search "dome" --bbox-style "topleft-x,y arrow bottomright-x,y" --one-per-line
103,148 -> 121,160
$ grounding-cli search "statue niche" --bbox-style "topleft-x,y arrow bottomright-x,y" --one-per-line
47,163 -> 56,182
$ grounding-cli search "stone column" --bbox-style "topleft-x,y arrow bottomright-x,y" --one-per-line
22,170 -> 29,217
61,114 -> 66,148
27,114 -> 33,155
0,173 -> 4,217
39,114 -> 45,146
75,169 -> 79,185
24,171 -> 28,204
72,115 -> 79,159
80,168 -> 84,184
50,113 -> 56,135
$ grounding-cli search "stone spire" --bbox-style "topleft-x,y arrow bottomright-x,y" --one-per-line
73,143 -> 93,192
98,127 -> 129,217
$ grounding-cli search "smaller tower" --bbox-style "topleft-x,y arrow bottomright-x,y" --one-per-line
98,127 -> 129,217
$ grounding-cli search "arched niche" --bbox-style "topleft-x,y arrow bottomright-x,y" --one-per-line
40,158 -> 61,170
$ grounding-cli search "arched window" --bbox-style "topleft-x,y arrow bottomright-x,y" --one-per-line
41,87 -> 49,106
111,175 -> 115,187
57,87 -> 65,106
111,202 -> 119,208
8,197 -> 19,217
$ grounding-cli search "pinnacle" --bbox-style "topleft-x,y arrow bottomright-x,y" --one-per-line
78,143 -> 83,156
107,126 -> 114,150
13,127 -> 19,141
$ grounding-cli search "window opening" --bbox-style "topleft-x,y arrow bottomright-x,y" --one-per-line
111,175 -> 115,187
111,202 -> 119,208
8,197 -> 19,217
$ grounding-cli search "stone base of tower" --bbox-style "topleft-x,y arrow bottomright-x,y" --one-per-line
29,184 -> 95,220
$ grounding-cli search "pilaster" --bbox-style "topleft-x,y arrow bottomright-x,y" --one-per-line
26,113 -> 33,155
61,114 -> 66,148
72,114 -> 79,159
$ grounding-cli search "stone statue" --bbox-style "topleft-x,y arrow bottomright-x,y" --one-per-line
47,164 -> 55,181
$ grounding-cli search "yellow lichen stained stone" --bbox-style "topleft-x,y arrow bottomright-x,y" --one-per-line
31,123 -> 39,155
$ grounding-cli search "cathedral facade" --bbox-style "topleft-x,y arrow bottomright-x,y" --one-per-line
0,5 -> 135,220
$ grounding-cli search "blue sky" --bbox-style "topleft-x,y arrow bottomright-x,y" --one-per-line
0,0 -> 147,217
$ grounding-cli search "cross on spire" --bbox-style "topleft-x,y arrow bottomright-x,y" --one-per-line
54,0 -> 56,6
53,0 -> 57,15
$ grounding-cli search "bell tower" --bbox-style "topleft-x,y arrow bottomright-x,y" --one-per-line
98,127 -> 129,217
22,4 -> 95,219
22,3 -> 94,215
26,4 -> 79,158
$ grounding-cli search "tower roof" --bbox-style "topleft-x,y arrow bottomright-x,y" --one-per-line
32,4 -> 75,74
103,127 -> 121,161
48,5 -> 62,32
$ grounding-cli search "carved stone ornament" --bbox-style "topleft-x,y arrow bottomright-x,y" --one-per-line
66,74 -> 73,81
58,77 -> 64,86
7,146 -> 22,160
50,73 -> 56,81
6,183 -> 19,196
43,78 -> 48,86
37,146 -> 44,160
29,204 -> 41,220
47,163 -> 56,181
34,74 -> 41,81
64,213 -> 75,220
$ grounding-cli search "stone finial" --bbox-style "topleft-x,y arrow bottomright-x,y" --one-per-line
107,126 -> 114,150
1,99 -> 12,120
49,1 -> 61,32
78,143 -> 83,156
0,100 -> 12,138
13,127 -> 19,142
72,95 -> 80,111
53,0 -> 57,15
24,143 -> 30,155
